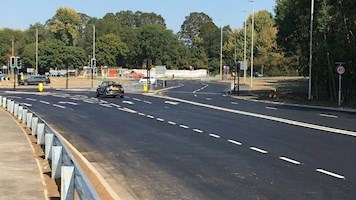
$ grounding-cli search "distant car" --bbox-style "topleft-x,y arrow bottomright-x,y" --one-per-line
96,81 -> 124,98
19,75 -> 51,85
0,71 -> 2,78
253,72 -> 263,78
139,77 -> 157,84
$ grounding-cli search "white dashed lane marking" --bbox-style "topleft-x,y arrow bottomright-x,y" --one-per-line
138,113 -> 146,116
39,100 -> 50,105
143,100 -> 152,104
146,115 -> 155,119
318,113 -> 338,118
227,139 -> 242,145
26,98 -> 37,101
279,156 -> 301,165
133,98 -> 142,102
110,103 -> 121,108
231,102 -> 239,105
266,106 -> 277,110
179,125 -> 189,129
53,104 -> 65,109
100,104 -> 113,108
250,147 -> 268,154
316,169 -> 345,180
206,98 -> 212,101
168,121 -> 176,125
193,129 -> 203,133
156,118 -> 165,122
209,134 -> 220,138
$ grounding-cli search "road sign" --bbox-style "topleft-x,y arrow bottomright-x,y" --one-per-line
336,65 -> 345,75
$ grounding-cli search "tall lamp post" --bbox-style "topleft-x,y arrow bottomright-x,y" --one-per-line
35,29 -> 38,75
242,10 -> 247,84
249,1 -> 255,88
220,22 -> 223,80
308,0 -> 315,99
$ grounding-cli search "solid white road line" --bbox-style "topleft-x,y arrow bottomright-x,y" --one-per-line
279,156 -> 301,165
227,139 -> 242,145
318,113 -> 338,118
146,115 -> 155,119
231,102 -> 239,105
193,129 -> 203,133
26,98 -> 37,101
209,134 -> 220,138
168,121 -> 176,125
53,104 -> 65,109
39,100 -> 50,105
250,147 -> 268,154
266,106 -> 277,110
8,96 -> 22,99
133,98 -> 142,101
316,169 -> 345,179
156,118 -> 165,122
179,125 -> 189,129
143,100 -> 152,104
148,94 -> 356,137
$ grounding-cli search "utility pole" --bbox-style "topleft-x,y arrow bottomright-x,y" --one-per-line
220,22 -> 223,80
91,25 -> 96,89
249,1 -> 255,88
243,10 -> 247,84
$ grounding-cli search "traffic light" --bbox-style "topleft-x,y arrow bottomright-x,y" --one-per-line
146,59 -> 152,70
236,62 -> 241,72
10,56 -> 15,68
91,58 -> 96,68
16,57 -> 21,69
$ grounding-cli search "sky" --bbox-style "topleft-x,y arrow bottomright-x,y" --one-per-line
1,0 -> 276,33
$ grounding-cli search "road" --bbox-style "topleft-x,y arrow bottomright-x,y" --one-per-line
1,80 -> 356,199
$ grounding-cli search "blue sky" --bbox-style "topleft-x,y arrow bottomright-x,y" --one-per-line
2,0 -> 276,33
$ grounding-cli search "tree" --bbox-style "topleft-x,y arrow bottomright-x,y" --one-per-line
96,34 -> 128,66
46,8 -> 82,46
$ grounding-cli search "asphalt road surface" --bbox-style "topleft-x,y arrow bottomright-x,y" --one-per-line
1,80 -> 356,200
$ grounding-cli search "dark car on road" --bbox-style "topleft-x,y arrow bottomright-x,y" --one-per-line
19,75 -> 51,85
96,81 -> 124,98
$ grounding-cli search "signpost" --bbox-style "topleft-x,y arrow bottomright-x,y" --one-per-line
336,63 -> 345,106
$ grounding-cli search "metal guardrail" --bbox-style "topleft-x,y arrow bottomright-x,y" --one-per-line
0,95 -> 100,200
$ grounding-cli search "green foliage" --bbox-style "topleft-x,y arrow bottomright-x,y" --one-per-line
96,34 -> 128,66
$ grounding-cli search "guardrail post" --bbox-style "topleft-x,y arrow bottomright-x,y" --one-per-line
61,166 -> 75,200
45,134 -> 54,160
22,109 -> 28,124
31,117 -> 38,135
6,99 -> 11,112
18,106 -> 23,120
10,101 -> 15,114
0,96 -> 2,106
2,97 -> 6,108
37,123 -> 45,145
14,103 -> 19,117
52,146 -> 63,179
26,112 -> 33,128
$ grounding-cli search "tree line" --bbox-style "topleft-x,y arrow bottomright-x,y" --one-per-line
0,7 -> 294,76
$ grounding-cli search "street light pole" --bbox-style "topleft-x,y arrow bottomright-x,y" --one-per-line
92,25 -> 95,89
243,10 -> 247,84
220,23 -> 223,80
308,0 -> 314,100
249,1 -> 255,88
36,29 -> 38,75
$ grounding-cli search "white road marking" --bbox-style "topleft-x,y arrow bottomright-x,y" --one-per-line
227,139 -> 242,145
222,95 -> 227,97
179,125 -> 189,129
156,118 -> 165,122
279,157 -> 301,165
318,113 -> 338,118
110,103 -> 121,108
39,100 -> 50,105
209,134 -> 220,138
194,94 -> 198,97
231,102 -> 239,105
316,169 -> 345,179
58,101 -> 78,105
83,100 -> 95,104
133,98 -> 142,102
100,104 -> 112,108
124,96 -> 130,99
122,101 -> 134,105
100,100 -> 108,103
250,147 -> 268,154
143,100 -> 152,104
52,94 -> 66,98
146,115 -> 155,119
26,98 -> 37,101
193,129 -> 203,133
148,94 -> 356,137
22,103 -> 32,107
138,113 -> 146,116
53,104 -> 65,109
266,106 -> 277,110
8,96 -> 22,99
206,98 -> 212,101
168,121 -> 176,125
117,108 -> 137,113
165,101 -> 179,105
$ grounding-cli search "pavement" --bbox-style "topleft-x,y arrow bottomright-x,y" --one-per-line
0,108 -> 46,200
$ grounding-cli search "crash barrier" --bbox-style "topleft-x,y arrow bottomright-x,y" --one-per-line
0,77 -> 10,81
0,95 -> 100,200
